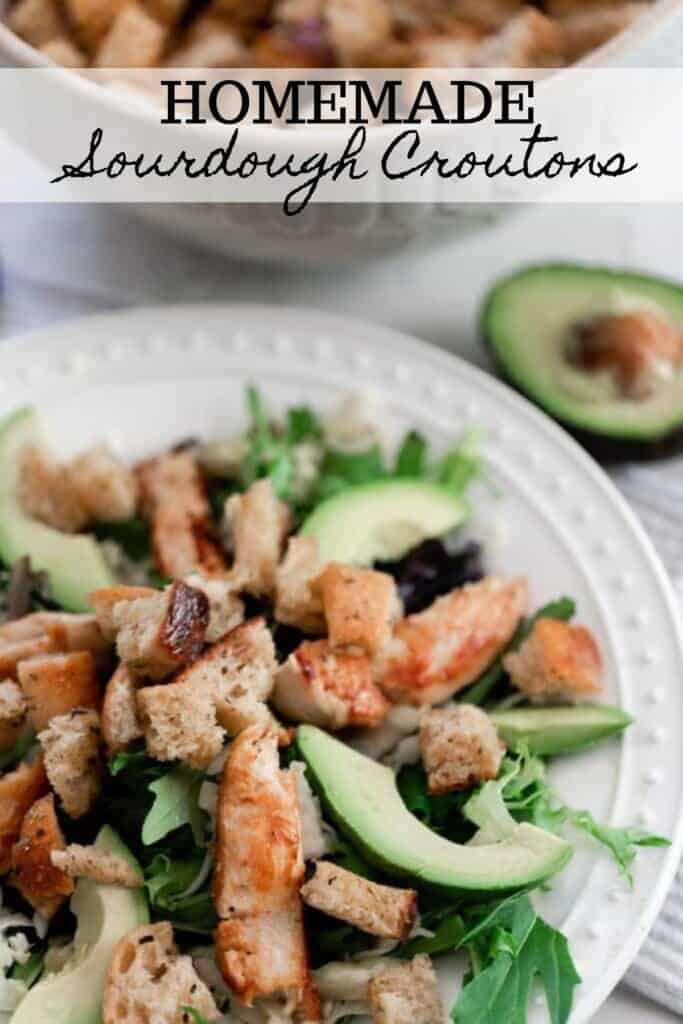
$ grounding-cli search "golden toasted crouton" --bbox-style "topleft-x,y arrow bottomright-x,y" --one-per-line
10,794 -> 73,919
95,2 -> 168,67
51,843 -> 143,886
114,581 -> 209,680
145,0 -> 187,25
7,0 -> 66,47
185,573 -> 245,643
0,632 -> 57,680
215,902 -> 310,1007
376,578 -> 528,706
451,0 -> 523,31
420,706 -> 505,794
324,0 -> 392,64
39,37 -> 88,66
226,480 -> 291,598
297,975 -> 323,1024
165,14 -> 246,66
68,445 -> 138,523
274,537 -> 325,634
503,617 -> 602,702
0,680 -> 27,750
27,612 -> 108,658
560,2 -> 645,61
136,452 -> 226,580
137,679 -> 225,770
20,444 -> 89,533
475,6 -> 565,65
301,862 -> 417,939
18,651 -> 99,733
0,755 -> 48,873
412,23 -> 484,66
213,723 -> 303,918
103,922 -> 219,1024
89,585 -> 157,642
39,708 -> 102,819
273,640 -> 389,731
64,0 -> 127,49
317,564 -> 401,657
210,0 -> 271,24
101,664 -> 143,755
369,956 -> 443,1024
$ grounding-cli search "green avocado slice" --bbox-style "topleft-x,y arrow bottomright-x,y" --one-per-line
10,826 -> 148,1024
491,704 -> 633,757
297,725 -> 572,896
482,263 -> 683,455
300,479 -> 468,564
0,408 -> 115,611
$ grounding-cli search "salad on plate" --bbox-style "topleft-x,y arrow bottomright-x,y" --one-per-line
0,388 -> 667,1024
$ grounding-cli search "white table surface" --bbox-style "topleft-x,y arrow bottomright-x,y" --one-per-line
0,197 -> 681,1024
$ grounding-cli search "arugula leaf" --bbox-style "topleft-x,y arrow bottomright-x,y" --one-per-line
401,910 -> 465,957
182,1010 -> 211,1024
461,596 -> 576,707
395,430 -> 428,477
437,429 -> 483,495
328,837 -> 378,881
109,744 -> 165,779
144,853 -> 217,934
142,767 -> 206,847
92,518 -> 151,561
398,764 -> 473,844
287,406 -> 322,444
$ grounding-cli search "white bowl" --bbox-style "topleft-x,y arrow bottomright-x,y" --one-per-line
0,0 -> 680,264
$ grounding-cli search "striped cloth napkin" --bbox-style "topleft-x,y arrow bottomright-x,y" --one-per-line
613,457 -> 683,1016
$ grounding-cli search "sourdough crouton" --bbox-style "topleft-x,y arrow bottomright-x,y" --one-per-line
68,445 -> 138,523
301,862 -> 417,940
0,755 -> 48,873
95,2 -> 168,67
39,37 -> 88,66
316,564 -> 401,656
412,24 -> 483,66
368,956 -> 443,1024
103,922 -> 219,1024
185,573 -> 245,643
274,537 -> 325,634
273,640 -> 389,731
210,0 -> 271,24
474,6 -> 565,65
7,0 -> 66,47
0,680 -> 27,750
324,0 -> 393,64
137,679 -> 225,770
51,843 -> 143,886
376,578 -> 528,706
20,444 -> 89,533
165,12 -> 246,66
39,708 -> 102,818
215,902 -> 310,1007
101,664 -> 143,754
89,585 -> 157,642
451,0 -> 523,31
420,706 -> 505,794
503,617 -> 602,702
10,794 -> 73,919
114,581 -> 209,680
226,480 -> 291,598
17,651 -> 99,733
560,3 -> 646,62
64,0 -> 126,49
136,451 -> 226,580
145,0 -> 187,24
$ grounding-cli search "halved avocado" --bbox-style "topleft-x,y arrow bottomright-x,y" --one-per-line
297,725 -> 571,896
482,264 -> 683,459
0,408 -> 115,611
490,704 -> 633,757
11,826 -> 148,1024
300,479 -> 468,564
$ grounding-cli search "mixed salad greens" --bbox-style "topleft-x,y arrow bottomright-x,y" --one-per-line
0,388 -> 668,1024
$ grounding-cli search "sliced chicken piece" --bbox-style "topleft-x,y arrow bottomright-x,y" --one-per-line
10,793 -> 74,919
17,651 -> 99,733
0,631 -> 59,680
1,612 -> 107,659
226,479 -> 291,599
503,617 -> 602,702
301,862 -> 417,939
101,663 -> 143,755
274,537 -> 326,634
113,581 -> 209,680
0,755 -> 48,873
316,564 -> 402,657
420,706 -> 505,795
375,578 -> 528,706
368,956 -> 444,1024
273,640 -> 389,731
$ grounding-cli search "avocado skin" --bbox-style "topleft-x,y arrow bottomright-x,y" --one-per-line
481,263 -> 683,461
490,704 -> 633,757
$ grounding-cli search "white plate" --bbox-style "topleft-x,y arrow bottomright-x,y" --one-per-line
1,303 -> 681,1023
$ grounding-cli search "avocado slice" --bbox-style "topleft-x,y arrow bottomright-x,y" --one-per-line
0,408 -> 115,611
482,264 -> 683,459
491,704 -> 633,757
300,479 -> 468,565
297,725 -> 571,896
11,826 -> 148,1024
